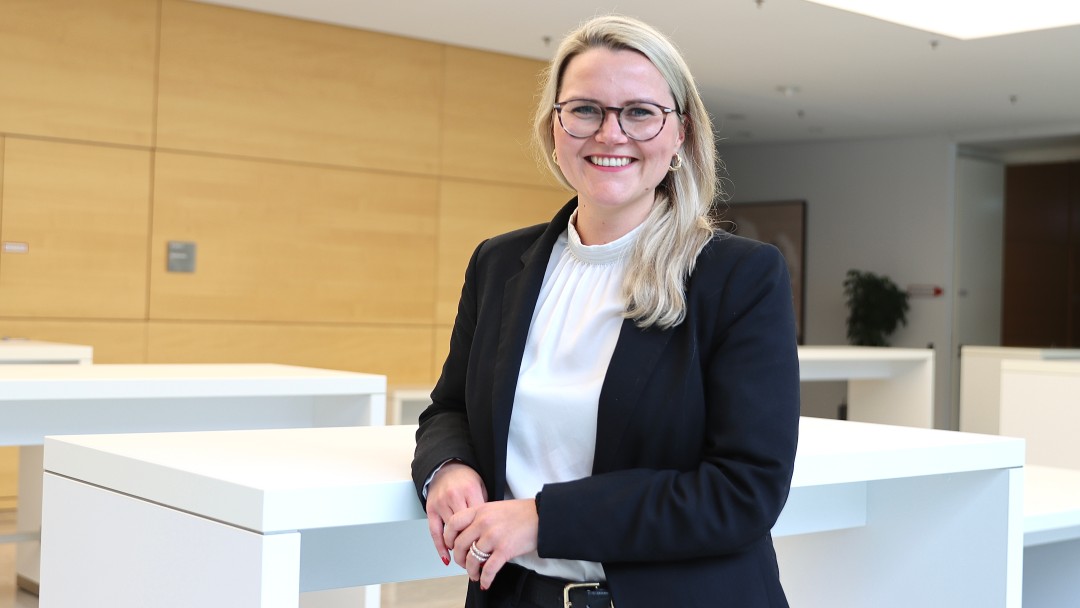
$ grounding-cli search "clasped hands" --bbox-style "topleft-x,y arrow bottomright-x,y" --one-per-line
425,462 -> 539,590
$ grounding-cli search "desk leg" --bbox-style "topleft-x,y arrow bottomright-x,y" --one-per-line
40,473 -> 301,608
15,445 -> 42,594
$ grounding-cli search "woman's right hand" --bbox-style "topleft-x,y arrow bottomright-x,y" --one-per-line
425,462 -> 488,565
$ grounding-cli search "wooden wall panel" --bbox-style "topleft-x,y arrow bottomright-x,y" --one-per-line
147,321 -> 435,386
0,139 -> 151,318
0,447 -> 15,510
149,152 -> 438,324
0,319 -> 146,362
442,48 -> 554,187
436,180 -> 567,324
156,0 -> 443,174
0,0 -> 157,146
0,136 -> 4,237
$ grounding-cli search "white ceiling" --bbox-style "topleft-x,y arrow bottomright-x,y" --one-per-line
194,0 -> 1080,154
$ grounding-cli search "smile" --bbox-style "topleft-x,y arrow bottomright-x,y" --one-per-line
588,156 -> 633,167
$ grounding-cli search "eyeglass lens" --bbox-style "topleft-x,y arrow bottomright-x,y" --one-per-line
556,100 -> 670,141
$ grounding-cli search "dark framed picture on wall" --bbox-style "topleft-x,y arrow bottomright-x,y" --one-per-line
715,200 -> 807,343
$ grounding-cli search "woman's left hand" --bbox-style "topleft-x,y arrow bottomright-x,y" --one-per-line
443,498 -> 539,590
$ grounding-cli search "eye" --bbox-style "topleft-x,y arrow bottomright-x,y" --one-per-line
567,102 -> 603,118
623,104 -> 660,121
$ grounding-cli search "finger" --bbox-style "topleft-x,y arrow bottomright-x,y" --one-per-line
465,539 -> 492,583
443,508 -> 477,563
478,552 -> 505,591
426,510 -> 450,566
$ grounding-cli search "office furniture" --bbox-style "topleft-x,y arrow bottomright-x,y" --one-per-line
39,418 -> 1023,608
963,355 -> 1080,608
959,346 -> 1080,435
0,340 -> 93,593
798,346 -> 934,428
1,363 -> 385,594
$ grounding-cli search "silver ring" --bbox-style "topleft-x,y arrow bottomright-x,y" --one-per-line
469,540 -> 491,563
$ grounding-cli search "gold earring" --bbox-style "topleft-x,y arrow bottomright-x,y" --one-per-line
551,149 -> 558,164
668,153 -> 683,172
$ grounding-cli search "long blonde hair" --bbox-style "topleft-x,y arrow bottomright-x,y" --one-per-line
533,15 -> 719,329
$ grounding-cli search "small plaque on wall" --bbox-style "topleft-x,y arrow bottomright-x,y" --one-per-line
167,241 -> 196,273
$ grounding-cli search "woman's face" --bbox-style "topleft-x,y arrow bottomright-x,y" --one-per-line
553,47 -> 684,227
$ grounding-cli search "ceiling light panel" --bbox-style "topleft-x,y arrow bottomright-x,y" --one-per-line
803,0 -> 1080,39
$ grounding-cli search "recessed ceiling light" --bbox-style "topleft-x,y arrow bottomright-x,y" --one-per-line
803,0 -> 1080,39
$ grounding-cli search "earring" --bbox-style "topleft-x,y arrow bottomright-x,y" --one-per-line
551,149 -> 558,164
668,153 -> 683,172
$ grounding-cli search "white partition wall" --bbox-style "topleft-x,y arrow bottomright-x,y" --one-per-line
960,346 -> 1080,434
40,419 -> 1024,608
0,363 -> 385,596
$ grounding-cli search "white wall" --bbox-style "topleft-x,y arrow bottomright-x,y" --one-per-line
717,135 -> 957,429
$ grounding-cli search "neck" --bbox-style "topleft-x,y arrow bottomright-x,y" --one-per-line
574,202 -> 651,246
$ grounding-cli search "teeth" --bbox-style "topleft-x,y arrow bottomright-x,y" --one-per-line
589,156 -> 631,167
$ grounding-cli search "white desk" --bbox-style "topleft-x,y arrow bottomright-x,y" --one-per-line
1023,465 -> 1080,608
390,347 -> 938,428
0,339 -> 93,365
999,359 -> 1080,469
960,346 -> 1080,434
0,363 -> 385,595
0,340 -> 93,591
39,418 -> 1023,608
797,346 -> 935,428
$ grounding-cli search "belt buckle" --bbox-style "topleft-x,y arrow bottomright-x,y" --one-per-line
563,581 -> 602,608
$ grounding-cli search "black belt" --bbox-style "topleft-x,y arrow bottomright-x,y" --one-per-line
497,563 -> 613,608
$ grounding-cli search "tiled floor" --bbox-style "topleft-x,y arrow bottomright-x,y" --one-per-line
0,510 -> 467,608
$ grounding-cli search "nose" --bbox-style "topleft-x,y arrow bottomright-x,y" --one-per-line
595,108 -> 627,143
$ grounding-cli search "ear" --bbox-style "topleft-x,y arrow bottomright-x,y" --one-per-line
675,116 -> 686,150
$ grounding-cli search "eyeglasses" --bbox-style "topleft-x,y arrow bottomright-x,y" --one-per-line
553,99 -> 679,142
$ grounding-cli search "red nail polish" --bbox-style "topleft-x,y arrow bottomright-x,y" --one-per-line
442,555 -> 450,566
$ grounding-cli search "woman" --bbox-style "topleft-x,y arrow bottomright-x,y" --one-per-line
412,14 -> 800,608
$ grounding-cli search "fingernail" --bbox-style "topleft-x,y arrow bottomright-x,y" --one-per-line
442,555 -> 450,566
480,584 -> 488,591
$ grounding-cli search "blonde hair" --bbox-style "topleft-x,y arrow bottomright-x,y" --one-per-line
533,15 -> 718,330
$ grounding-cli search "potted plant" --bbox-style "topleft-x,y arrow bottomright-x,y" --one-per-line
843,269 -> 909,346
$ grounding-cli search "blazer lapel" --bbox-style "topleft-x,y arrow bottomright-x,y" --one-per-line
489,199 -> 578,498
593,319 -> 675,473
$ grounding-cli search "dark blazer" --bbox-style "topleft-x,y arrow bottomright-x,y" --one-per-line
413,199 -> 800,608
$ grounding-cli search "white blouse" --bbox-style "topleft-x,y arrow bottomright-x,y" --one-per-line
506,211 -> 640,581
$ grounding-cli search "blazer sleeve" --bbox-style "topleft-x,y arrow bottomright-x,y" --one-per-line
536,240 -> 801,563
411,240 -> 486,504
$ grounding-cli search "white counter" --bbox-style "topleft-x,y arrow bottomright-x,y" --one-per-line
1,362 -> 385,595
798,346 -> 935,428
392,347 -> 939,428
40,418 -> 1023,608
960,346 -> 1080,434
999,359 -> 1080,469
0,340 -> 92,365
0,340 -> 92,592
